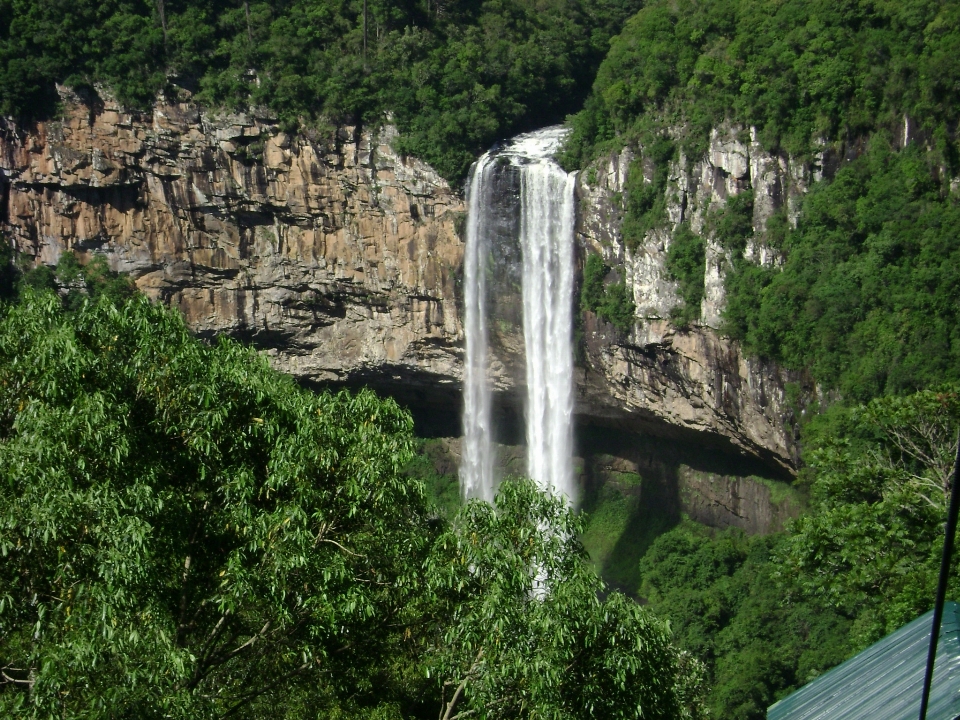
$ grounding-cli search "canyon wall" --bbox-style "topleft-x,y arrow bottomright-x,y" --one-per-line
0,93 -> 465,404
574,124 -> 820,475
0,93 -> 802,478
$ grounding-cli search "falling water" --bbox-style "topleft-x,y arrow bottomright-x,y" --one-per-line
517,132 -> 577,503
460,127 -> 577,504
460,153 -> 496,502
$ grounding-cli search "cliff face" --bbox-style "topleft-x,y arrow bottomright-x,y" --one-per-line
0,95 -> 799,476
0,94 -> 465,402
575,124 -> 820,475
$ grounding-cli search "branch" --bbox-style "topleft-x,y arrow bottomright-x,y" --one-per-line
226,621 -> 271,659
317,538 -> 363,557
221,660 -> 312,718
177,501 -> 210,647
441,648 -> 484,720
0,669 -> 33,686
312,520 -> 333,549
182,610 -> 232,691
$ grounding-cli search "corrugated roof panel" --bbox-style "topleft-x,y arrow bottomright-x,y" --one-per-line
768,602 -> 960,720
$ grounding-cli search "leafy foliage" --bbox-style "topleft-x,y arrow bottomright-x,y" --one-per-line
619,136 -> 676,250
638,387 -> 960,719
0,284 -> 702,718
558,0 -> 960,402
0,286 -> 431,717
639,522 -> 852,720
0,0 -> 645,183
665,223 -> 705,326
564,0 -> 960,168
0,240 -> 135,307
426,478 -> 707,720
725,142 -> 960,400
581,253 -> 636,334
779,386 -> 960,648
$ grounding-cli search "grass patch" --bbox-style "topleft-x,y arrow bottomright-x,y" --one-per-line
580,472 -> 678,594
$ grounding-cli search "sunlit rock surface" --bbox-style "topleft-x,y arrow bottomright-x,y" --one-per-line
1,95 -> 811,477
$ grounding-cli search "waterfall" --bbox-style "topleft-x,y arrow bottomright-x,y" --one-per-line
460,154 -> 496,503
460,127 -> 577,504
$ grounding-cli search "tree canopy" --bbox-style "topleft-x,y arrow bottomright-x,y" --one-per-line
561,0 -> 960,402
0,0 -> 644,182
634,386 -> 960,719
562,0 -> 960,166
0,278 -> 704,718
0,285 -> 432,716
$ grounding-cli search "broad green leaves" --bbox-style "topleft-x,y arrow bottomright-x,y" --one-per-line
424,479 -> 705,720
0,288 -> 430,717
780,387 -> 960,646
0,288 -> 701,719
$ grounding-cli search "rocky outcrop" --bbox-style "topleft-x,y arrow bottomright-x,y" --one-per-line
0,93 -> 465,403
678,468 -> 801,535
0,94 -> 802,476
575,124 -> 822,474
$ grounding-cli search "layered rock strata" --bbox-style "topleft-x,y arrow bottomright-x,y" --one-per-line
1,95 -> 802,475
0,95 -> 465,404
574,124 -> 824,474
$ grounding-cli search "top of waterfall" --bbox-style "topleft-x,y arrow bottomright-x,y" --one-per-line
495,126 -> 570,164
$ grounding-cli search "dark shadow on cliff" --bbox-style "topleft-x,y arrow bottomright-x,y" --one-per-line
574,423 -> 793,596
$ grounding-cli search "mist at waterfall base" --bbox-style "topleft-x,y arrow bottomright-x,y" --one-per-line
459,127 -> 577,505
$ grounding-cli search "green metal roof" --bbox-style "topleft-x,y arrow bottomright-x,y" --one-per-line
768,602 -> 960,720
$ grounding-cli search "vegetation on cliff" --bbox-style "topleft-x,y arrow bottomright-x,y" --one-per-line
0,273 -> 705,718
637,387 -> 960,718
638,523 -> 852,719
563,0 -> 960,400
0,0 -> 643,182
562,0 -> 960,167
724,142 -> 960,401
559,2 -> 960,715
580,253 -> 636,334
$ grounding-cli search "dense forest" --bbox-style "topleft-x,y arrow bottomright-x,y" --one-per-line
0,259 -> 706,718
563,0 -> 960,400
2,0 -> 960,718
0,0 -> 643,181
560,0 -> 960,715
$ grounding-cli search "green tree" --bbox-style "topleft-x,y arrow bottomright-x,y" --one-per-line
780,387 -> 960,647
0,0 -> 647,183
0,285 -> 698,718
425,478 -> 706,720
638,522 -> 851,720
0,287 -> 432,717
665,223 -> 705,326
725,142 -> 960,400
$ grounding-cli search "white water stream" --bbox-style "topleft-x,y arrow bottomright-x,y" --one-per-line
460,153 -> 497,502
460,127 -> 577,504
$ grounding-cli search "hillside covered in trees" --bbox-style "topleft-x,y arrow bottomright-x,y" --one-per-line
2,0 -> 960,718
0,0 -> 643,181
559,1 -> 960,715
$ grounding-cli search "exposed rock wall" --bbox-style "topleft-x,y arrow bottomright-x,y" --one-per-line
1,95 -> 801,476
0,95 -> 465,400
678,468 -> 801,535
575,124 -> 820,474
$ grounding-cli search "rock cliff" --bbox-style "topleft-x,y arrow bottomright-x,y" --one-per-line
0,94 -> 803,477
574,123 -> 821,475
0,93 -> 465,405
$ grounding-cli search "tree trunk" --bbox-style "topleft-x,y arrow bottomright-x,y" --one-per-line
157,0 -> 168,47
